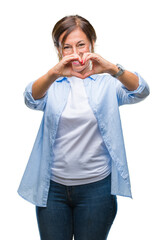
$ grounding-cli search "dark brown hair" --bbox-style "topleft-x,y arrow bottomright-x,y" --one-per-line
52,15 -> 97,60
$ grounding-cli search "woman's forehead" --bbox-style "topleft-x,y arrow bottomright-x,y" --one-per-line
59,28 -> 89,46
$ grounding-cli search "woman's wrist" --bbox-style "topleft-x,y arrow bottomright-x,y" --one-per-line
105,63 -> 139,90
47,69 -> 60,83
106,63 -> 119,76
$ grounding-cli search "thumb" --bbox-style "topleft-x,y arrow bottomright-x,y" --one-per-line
83,70 -> 94,79
70,70 -> 85,79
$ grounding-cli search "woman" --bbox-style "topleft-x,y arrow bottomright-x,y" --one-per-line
18,15 -> 150,240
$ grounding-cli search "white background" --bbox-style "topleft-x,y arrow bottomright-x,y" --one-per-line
0,0 -> 166,239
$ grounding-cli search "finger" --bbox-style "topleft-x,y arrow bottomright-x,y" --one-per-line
82,52 -> 92,64
63,54 -> 82,64
84,54 -> 101,64
70,70 -> 85,79
83,70 -> 95,78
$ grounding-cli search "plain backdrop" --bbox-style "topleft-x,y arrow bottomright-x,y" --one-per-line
0,0 -> 166,239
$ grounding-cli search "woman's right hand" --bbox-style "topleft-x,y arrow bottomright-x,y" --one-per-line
49,54 -> 84,79
32,54 -> 84,100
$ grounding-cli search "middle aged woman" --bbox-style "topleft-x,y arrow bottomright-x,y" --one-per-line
18,15 -> 150,240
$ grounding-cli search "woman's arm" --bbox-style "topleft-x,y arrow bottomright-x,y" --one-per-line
32,70 -> 58,100
115,71 -> 150,106
32,54 -> 84,100
108,64 -> 139,91
81,53 -> 139,91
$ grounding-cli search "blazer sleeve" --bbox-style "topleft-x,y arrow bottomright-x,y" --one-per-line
116,71 -> 150,106
23,81 -> 48,111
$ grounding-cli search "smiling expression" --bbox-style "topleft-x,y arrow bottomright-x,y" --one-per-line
57,28 -> 94,74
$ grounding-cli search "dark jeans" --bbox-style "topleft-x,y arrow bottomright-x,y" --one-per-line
36,173 -> 117,240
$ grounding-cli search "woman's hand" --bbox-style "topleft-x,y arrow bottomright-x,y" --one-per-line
81,53 -> 139,90
49,52 -> 116,79
50,54 -> 85,79
81,53 -> 115,78
32,54 -> 85,100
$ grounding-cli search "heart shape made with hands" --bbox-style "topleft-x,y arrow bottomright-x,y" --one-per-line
70,53 -> 112,79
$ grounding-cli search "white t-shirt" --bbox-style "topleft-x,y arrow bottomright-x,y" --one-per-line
51,76 -> 111,185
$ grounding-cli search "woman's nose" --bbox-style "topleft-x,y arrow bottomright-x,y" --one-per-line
73,47 -> 80,55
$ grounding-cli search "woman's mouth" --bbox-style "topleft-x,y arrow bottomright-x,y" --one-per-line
72,61 -> 81,66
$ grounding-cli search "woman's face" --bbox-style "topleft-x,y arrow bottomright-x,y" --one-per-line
58,28 -> 94,74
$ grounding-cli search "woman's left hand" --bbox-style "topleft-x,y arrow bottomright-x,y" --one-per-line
81,53 -> 114,78
81,52 -> 140,91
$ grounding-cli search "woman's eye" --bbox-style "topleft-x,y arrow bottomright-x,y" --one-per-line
79,44 -> 85,47
64,46 -> 70,49
63,44 -> 85,50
